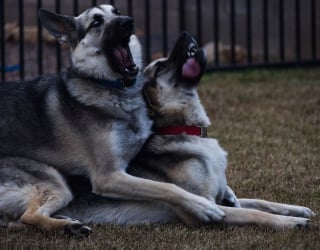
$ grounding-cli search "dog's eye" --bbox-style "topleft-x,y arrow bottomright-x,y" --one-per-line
91,20 -> 101,28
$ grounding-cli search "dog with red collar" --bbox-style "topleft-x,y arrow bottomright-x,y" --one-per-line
59,32 -> 314,228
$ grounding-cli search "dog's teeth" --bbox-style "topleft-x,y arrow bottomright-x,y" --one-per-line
188,44 -> 195,51
187,43 -> 198,57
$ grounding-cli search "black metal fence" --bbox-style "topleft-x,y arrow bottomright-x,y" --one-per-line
1,0 -> 319,81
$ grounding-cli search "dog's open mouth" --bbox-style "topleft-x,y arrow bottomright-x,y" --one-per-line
111,44 -> 138,77
169,32 -> 206,83
182,43 -> 202,80
104,16 -> 139,79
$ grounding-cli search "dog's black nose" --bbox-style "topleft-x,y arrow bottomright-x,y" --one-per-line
119,16 -> 134,29
103,16 -> 135,43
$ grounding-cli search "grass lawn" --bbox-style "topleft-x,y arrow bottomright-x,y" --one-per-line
1,68 -> 319,249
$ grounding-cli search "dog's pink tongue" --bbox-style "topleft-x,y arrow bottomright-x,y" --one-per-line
182,58 -> 201,79
113,47 -> 132,67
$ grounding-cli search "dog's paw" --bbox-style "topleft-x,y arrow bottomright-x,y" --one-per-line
65,222 -> 92,238
53,215 -> 92,238
184,195 -> 225,223
280,216 -> 310,229
283,205 -> 315,218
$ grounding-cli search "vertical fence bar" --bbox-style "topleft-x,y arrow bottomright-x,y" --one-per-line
109,0 -> 114,6
19,0 -> 25,80
310,0 -> 316,60
295,0 -> 301,61
127,0 -> 133,16
144,0 -> 150,63
92,0 -> 97,6
246,0 -> 252,64
162,0 -> 168,57
213,0 -> 219,65
37,0 -> 43,75
263,0 -> 269,63
55,0 -> 61,72
73,0 -> 79,16
0,0 -> 5,81
179,0 -> 185,32
279,0 -> 285,62
230,0 -> 235,64
196,0 -> 202,45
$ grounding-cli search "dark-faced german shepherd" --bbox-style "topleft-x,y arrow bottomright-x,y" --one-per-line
58,32 -> 315,228
0,6 -> 230,236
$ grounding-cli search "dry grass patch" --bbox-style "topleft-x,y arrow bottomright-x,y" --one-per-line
1,68 -> 319,249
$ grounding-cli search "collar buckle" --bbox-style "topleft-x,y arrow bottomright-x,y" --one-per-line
200,127 -> 207,137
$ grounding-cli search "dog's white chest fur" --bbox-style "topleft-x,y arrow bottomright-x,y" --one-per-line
110,107 -> 152,170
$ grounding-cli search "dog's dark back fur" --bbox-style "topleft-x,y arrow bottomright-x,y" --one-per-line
0,5 -> 152,235
0,75 -> 60,156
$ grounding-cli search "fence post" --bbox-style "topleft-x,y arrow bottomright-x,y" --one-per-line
196,0 -> 202,45
230,0 -> 235,64
279,0 -> 285,62
179,0 -> 185,32
19,0 -> 24,80
295,0 -> 301,62
246,0 -> 252,64
0,0 -> 5,81
263,0 -> 269,63
37,0 -> 43,75
213,0 -> 220,66
144,0 -> 150,63
311,0 -> 316,60
162,0 -> 168,57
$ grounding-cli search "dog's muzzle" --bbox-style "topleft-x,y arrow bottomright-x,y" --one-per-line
103,16 -> 139,79
168,32 -> 207,84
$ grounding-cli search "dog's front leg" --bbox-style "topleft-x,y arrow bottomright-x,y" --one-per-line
91,171 -> 225,223
218,206 -> 311,229
238,199 -> 315,218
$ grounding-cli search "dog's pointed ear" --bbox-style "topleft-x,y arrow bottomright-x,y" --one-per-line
38,8 -> 75,44
143,64 -> 154,78
143,59 -> 163,78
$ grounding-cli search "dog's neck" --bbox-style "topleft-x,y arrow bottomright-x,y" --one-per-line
146,93 -> 211,135
91,78 -> 136,89
67,69 -> 136,89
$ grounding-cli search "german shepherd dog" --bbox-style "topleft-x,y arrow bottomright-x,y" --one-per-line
0,6 -> 230,236
58,32 -> 315,228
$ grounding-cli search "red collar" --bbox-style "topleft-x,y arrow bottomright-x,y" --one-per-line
154,125 -> 207,137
